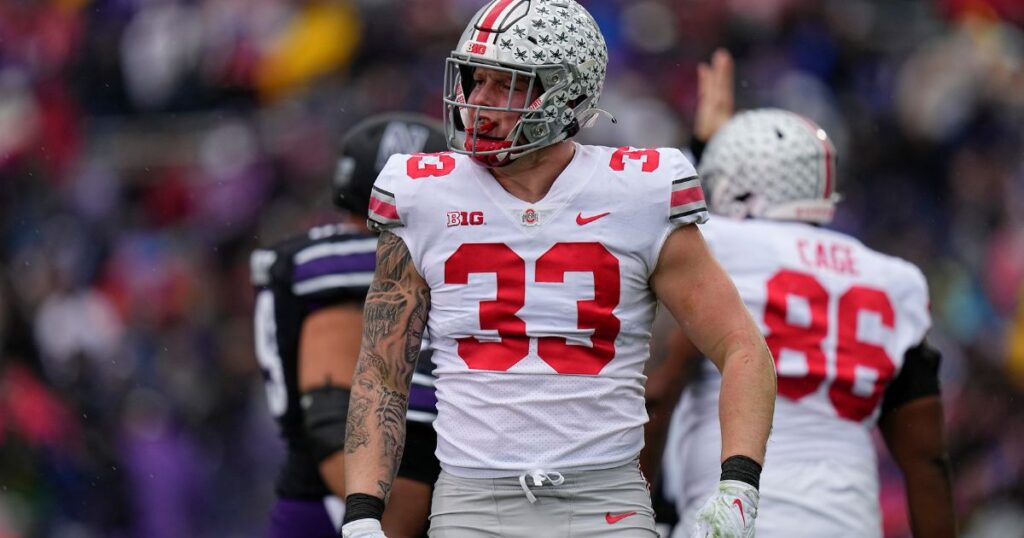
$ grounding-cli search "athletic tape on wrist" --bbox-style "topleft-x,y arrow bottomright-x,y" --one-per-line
721,455 -> 762,490
343,493 -> 385,524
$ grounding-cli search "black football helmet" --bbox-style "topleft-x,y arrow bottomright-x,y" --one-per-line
333,113 -> 448,216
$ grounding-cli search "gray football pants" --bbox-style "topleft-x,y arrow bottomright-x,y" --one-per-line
429,460 -> 658,537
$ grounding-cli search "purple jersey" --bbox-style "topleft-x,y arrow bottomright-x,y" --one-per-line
250,223 -> 437,498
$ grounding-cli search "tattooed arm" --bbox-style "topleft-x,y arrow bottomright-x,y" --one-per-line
345,231 -> 430,503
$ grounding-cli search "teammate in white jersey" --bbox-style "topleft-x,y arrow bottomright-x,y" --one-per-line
340,2 -> 777,537
650,51 -> 956,538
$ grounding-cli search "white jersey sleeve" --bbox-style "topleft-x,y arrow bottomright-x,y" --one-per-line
666,148 -> 707,225
626,146 -> 708,274
368,153 -> 415,232
890,260 -> 930,348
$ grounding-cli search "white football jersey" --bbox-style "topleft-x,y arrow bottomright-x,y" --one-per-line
664,217 -> 930,537
368,144 -> 707,477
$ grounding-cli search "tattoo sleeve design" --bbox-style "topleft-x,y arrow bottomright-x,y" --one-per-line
345,232 -> 429,501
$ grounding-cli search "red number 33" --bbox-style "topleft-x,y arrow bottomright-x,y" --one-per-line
444,242 -> 621,375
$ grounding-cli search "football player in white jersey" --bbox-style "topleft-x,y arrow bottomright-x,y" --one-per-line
340,2 -> 777,537
649,51 -> 956,538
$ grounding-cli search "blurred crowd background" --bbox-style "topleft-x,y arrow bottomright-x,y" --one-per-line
1,0 -> 1023,536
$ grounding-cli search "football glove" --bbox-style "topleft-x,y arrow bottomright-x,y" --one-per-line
341,518 -> 387,538
690,480 -> 759,538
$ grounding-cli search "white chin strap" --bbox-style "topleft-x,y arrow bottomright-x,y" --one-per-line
758,198 -> 837,224
710,180 -> 838,224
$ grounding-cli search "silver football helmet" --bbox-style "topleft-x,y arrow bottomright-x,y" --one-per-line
443,0 -> 609,167
699,109 -> 840,223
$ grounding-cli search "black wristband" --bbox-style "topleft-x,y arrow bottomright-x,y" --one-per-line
721,455 -> 762,490
342,493 -> 385,524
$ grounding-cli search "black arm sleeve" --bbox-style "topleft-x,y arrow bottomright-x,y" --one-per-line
302,386 -> 350,463
880,340 -> 942,418
688,137 -> 707,165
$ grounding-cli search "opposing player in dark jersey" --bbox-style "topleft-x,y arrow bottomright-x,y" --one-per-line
250,113 -> 447,538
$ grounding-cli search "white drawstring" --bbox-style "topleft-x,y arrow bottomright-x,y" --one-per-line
517,470 -> 565,503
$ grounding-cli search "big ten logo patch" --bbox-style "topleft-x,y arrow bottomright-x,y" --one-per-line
447,211 -> 485,227
407,153 -> 457,179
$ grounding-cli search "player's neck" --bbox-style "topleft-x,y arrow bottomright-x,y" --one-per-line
346,213 -> 371,235
488,141 -> 576,204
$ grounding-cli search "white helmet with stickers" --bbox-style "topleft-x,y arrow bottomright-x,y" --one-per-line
443,0 -> 609,167
699,108 -> 840,223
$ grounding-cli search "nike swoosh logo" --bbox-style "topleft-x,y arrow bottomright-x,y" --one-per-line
576,211 -> 610,225
605,511 -> 637,524
732,498 -> 746,526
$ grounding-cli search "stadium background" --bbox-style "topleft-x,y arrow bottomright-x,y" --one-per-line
1,0 -> 1022,536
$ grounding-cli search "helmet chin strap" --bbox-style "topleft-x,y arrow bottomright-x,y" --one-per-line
710,179 -> 837,224
462,106 -> 516,167
465,117 -> 562,168
465,135 -> 515,167
759,199 -> 836,224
